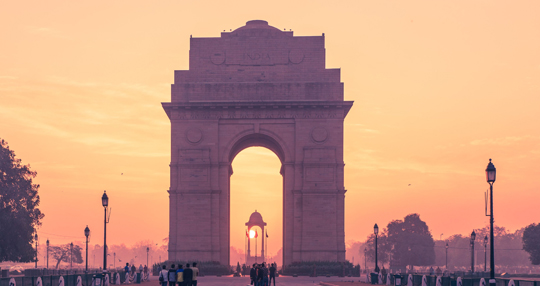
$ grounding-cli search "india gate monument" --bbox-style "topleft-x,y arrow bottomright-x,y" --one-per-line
162,20 -> 353,266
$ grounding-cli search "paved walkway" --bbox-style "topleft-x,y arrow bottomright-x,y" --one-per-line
145,275 -> 368,286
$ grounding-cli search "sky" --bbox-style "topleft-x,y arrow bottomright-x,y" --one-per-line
1,0 -> 540,262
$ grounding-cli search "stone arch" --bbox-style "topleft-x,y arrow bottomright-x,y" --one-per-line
225,130 -> 290,164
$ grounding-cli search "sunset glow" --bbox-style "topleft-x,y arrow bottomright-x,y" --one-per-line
1,0 -> 540,266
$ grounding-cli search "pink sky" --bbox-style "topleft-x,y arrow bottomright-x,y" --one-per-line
1,1 -> 539,261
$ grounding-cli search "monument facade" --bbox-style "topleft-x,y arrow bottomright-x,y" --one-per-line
163,20 -> 353,266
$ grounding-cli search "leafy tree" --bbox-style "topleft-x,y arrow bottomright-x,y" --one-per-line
523,223 -> 540,265
386,213 -> 435,268
0,139 -> 44,262
50,244 -> 83,269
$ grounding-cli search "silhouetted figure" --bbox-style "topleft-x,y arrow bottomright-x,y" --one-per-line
176,265 -> 184,286
183,263 -> 193,286
250,264 -> 257,285
262,263 -> 269,286
159,265 -> 168,286
269,263 -> 276,286
257,264 -> 263,286
168,264 -> 176,286
191,263 -> 199,286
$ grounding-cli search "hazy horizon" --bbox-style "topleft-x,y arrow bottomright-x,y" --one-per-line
1,0 -> 539,263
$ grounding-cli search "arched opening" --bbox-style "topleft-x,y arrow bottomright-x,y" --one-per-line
230,146 -> 283,266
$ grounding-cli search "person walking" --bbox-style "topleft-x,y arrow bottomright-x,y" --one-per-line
269,263 -> 276,286
191,263 -> 199,286
183,263 -> 193,286
159,265 -> 168,286
168,264 -> 177,286
124,263 -> 130,275
176,265 -> 184,286
250,264 -> 257,285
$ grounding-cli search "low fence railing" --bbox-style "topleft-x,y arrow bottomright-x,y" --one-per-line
366,273 -> 540,286
0,271 -> 150,286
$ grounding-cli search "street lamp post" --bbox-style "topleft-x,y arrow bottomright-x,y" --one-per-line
445,241 -> 449,269
34,233 -> 38,268
486,159 -> 496,286
70,242 -> 73,270
46,239 -> 49,269
85,226 -> 90,273
146,247 -> 149,267
102,190 -> 109,273
470,231 -> 476,274
374,223 -> 380,273
484,235 -> 488,272
364,248 -> 367,274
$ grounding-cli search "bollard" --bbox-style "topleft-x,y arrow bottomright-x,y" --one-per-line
394,275 -> 402,286
371,273 -> 379,285
92,274 -> 102,286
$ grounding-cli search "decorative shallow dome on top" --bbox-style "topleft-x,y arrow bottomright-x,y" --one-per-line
246,210 -> 267,226
232,20 -> 281,33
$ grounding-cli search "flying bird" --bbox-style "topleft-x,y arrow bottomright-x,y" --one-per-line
408,184 -> 411,186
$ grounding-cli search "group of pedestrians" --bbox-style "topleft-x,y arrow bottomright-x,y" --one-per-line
249,262 -> 276,286
124,263 -> 149,283
159,263 -> 199,286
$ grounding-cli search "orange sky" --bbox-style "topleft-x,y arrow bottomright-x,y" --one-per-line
1,1 -> 540,261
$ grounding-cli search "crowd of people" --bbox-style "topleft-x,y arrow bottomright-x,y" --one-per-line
159,263 -> 199,286
249,262 -> 277,286
123,263 -> 150,283
157,262 -> 278,286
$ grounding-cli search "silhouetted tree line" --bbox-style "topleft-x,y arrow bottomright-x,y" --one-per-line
362,213 -> 540,271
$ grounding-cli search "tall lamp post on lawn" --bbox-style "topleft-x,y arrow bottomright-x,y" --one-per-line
34,233 -> 38,268
364,248 -> 367,274
374,223 -> 380,273
470,231 -> 476,273
70,242 -> 73,270
102,190 -> 109,272
46,239 -> 50,269
147,247 -> 149,267
85,226 -> 90,273
445,241 -> 449,269
486,159 -> 496,286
